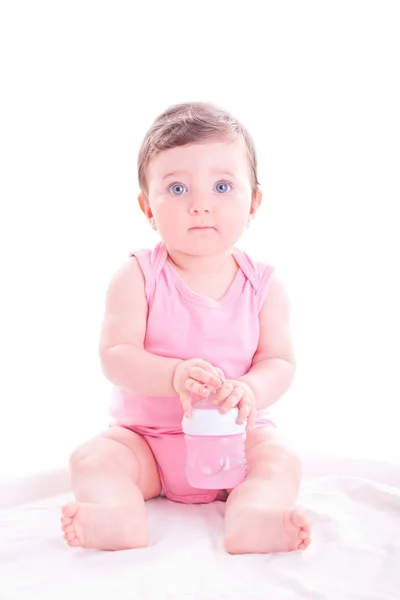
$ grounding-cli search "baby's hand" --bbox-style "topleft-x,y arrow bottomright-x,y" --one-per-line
213,380 -> 256,430
173,359 -> 225,417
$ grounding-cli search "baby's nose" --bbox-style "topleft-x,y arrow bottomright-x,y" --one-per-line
189,196 -> 211,214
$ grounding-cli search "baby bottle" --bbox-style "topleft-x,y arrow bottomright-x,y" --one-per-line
182,391 -> 247,489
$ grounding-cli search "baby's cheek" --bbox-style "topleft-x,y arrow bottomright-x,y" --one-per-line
155,210 -> 183,237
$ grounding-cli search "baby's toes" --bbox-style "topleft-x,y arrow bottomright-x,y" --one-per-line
72,522 -> 85,545
62,502 -> 79,519
291,509 -> 309,530
298,537 -> 312,550
63,524 -> 74,536
287,509 -> 311,551
299,529 -> 309,540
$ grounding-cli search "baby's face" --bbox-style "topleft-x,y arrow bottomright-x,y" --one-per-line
144,138 -> 258,256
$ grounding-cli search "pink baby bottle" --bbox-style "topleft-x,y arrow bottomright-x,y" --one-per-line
182,391 -> 247,489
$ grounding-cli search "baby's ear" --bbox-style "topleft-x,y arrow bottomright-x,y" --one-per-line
138,194 -> 157,230
250,189 -> 262,216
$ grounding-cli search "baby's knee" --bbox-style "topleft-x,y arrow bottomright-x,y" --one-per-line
69,437 -> 127,473
69,442 -> 99,472
248,440 -> 302,481
266,442 -> 302,471
278,445 -> 302,477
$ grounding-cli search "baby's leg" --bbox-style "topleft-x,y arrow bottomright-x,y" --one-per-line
61,426 -> 161,550
224,427 -> 311,554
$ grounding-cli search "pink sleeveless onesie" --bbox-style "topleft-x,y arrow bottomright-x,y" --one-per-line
109,241 -> 275,504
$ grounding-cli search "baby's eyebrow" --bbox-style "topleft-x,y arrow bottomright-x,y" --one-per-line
161,170 -> 189,181
210,169 -> 237,179
161,169 -> 237,181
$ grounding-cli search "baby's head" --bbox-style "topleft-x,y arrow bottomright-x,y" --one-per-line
137,102 -> 262,256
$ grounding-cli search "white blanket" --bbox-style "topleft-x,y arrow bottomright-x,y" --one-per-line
1,476 -> 400,599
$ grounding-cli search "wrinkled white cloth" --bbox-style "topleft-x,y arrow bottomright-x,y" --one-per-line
1,476 -> 400,600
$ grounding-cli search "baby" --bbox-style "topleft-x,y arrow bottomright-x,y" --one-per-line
61,102 -> 311,554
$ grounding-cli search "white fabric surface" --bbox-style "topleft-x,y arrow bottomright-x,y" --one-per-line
1,474 -> 400,599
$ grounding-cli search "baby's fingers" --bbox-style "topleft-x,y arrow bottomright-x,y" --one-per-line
245,401 -> 257,431
185,378 -> 210,398
189,366 -> 223,389
215,368 -> 226,382
213,382 -> 234,404
180,390 -> 192,417
220,387 -> 244,414
237,394 -> 254,426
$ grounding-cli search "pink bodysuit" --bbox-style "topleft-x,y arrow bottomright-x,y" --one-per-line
109,241 -> 275,504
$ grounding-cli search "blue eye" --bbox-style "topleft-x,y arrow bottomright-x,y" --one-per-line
215,181 -> 231,193
169,183 -> 187,196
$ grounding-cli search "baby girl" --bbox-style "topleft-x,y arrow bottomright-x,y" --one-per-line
61,102 -> 311,554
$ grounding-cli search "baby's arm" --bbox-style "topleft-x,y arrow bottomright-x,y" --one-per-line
99,258 -> 221,397
238,275 -> 296,411
99,258 -> 180,396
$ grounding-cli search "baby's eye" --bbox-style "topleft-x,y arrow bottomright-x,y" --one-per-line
214,181 -> 232,194
169,183 -> 187,196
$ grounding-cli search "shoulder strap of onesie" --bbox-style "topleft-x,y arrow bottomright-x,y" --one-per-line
130,241 -> 167,308
232,247 -> 275,312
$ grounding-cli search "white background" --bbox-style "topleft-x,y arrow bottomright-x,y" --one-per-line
1,1 -> 399,480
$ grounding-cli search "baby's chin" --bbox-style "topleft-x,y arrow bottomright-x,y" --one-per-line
176,242 -> 236,258
163,229 -> 244,256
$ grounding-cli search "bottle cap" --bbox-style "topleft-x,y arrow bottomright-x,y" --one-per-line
182,404 -> 247,436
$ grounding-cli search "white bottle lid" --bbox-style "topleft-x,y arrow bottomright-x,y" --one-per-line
182,406 -> 247,436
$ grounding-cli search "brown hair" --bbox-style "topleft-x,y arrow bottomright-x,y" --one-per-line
137,102 -> 260,197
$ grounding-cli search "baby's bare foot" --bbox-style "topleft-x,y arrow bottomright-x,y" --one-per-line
61,502 -> 148,550
224,506 -> 311,554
